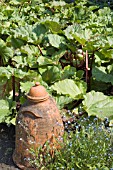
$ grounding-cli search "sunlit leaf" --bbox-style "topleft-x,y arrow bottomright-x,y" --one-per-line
48,34 -> 64,48
100,49 -> 113,59
83,91 -> 113,119
51,79 -> 86,99
0,39 -> 13,64
12,25 -> 38,43
20,81 -> 34,93
73,29 -> 92,45
0,66 -> 13,79
107,36 -> 113,47
64,24 -> 80,40
37,56 -> 55,66
55,95 -> 74,109
32,24 -> 47,43
14,68 -> 28,78
12,56 -> 27,68
43,20 -> 61,33
0,100 -> 10,123
51,1 -> 66,6
10,117 -> 16,125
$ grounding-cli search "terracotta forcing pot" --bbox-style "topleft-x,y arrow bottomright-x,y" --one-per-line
13,82 -> 64,169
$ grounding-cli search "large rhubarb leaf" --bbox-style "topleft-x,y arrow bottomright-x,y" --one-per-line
82,91 -> 113,119
0,39 -> 13,64
92,66 -> 113,85
42,66 -> 61,84
73,29 -> 92,45
51,79 -> 86,99
48,34 -> 64,48
43,20 -> 61,33
55,95 -> 74,109
20,81 -> 34,93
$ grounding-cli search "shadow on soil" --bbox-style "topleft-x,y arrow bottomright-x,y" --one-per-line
0,123 -> 20,170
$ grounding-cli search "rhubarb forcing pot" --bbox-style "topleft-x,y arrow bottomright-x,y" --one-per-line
13,82 -> 64,169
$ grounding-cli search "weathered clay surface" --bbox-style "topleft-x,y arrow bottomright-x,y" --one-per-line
13,96 -> 64,169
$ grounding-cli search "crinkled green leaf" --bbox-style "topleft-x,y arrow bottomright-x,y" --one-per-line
55,95 -> 74,109
10,117 -> 16,125
9,0 -> 21,5
0,66 -> 28,79
64,24 -> 80,40
95,51 -> 109,65
98,7 -> 111,16
92,66 -> 113,85
12,56 -> 27,68
91,80 -> 110,92
42,66 -> 61,84
0,66 -> 13,79
14,68 -> 28,79
37,56 -> 55,66
83,91 -> 113,119
107,36 -> 113,47
51,1 -> 66,6
32,24 -> 47,43
2,5 -> 14,16
100,49 -> 113,59
20,81 -> 34,93
11,38 -> 25,48
21,45 -> 40,56
48,34 -> 63,48
26,55 -> 38,68
107,64 -> 113,74
0,39 -> 13,64
43,20 -> 61,33
51,79 -> 86,99
0,100 -> 10,123
73,29 -> 92,45
51,49 -> 66,64
12,25 -> 38,43
61,65 -> 76,79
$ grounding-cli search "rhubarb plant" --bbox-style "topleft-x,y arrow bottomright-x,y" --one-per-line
0,0 -> 113,124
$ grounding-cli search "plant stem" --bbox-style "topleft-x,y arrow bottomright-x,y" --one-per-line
12,75 -> 15,102
12,75 -> 15,114
37,45 -> 43,55
86,50 -> 89,87
88,52 -> 95,91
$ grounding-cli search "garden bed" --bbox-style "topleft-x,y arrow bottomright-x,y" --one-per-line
0,123 -> 19,170
0,114 -> 113,169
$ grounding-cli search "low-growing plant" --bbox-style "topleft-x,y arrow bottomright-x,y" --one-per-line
29,118 -> 113,170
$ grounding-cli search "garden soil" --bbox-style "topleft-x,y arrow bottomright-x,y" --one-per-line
0,123 -> 20,170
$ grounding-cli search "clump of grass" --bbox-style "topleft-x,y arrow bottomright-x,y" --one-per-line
29,117 -> 113,170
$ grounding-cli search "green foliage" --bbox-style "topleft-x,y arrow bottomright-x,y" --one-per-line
0,0 -> 113,124
0,99 -> 16,123
83,91 -> 113,119
0,100 -> 10,123
29,119 -> 113,169
51,79 -> 86,99
92,66 -> 113,85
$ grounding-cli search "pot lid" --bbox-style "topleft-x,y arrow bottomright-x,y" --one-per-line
27,82 -> 49,102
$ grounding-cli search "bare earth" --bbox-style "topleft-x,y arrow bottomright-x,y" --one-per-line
0,123 -> 20,170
